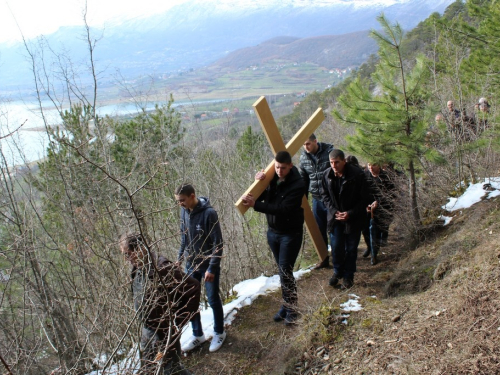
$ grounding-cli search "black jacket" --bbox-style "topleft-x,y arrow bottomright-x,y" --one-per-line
320,163 -> 369,233
365,169 -> 397,223
254,166 -> 305,234
132,254 -> 200,330
299,142 -> 334,199
177,197 -> 223,274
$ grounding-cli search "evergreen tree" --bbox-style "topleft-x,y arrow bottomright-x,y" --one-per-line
333,14 -> 444,226
236,126 -> 267,167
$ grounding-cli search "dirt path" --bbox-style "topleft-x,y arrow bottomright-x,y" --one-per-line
183,241 -> 403,375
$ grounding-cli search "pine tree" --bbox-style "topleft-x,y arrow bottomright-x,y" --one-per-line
333,14 -> 444,226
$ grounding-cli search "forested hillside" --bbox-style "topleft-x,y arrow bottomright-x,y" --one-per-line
0,0 -> 499,374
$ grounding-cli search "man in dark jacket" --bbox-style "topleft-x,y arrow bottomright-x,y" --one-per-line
120,233 -> 200,375
299,134 -> 334,269
364,163 -> 397,265
321,149 -> 369,289
175,184 -> 226,353
241,151 -> 305,325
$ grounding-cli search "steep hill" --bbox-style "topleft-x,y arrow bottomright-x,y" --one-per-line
212,31 -> 378,70
182,192 -> 500,374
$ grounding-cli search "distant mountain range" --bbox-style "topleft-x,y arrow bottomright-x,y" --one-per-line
0,0 -> 454,94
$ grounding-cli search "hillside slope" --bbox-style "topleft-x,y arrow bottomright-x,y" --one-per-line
212,31 -> 378,70
183,193 -> 500,374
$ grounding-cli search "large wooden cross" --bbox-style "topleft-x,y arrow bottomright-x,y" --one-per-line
235,96 -> 328,262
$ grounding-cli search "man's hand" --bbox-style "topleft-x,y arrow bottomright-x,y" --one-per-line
205,271 -> 215,282
255,169 -> 266,180
335,211 -> 349,221
241,193 -> 255,207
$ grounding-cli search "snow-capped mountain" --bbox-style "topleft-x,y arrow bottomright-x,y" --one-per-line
0,0 -> 455,91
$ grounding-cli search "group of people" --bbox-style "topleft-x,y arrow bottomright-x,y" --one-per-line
119,134 -> 398,374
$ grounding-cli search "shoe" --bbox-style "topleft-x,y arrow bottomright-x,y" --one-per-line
371,255 -> 378,265
362,248 -> 370,258
284,311 -> 298,326
181,335 -> 206,352
329,274 -> 341,287
273,306 -> 287,322
313,255 -> 330,269
209,331 -> 226,352
341,278 -> 353,289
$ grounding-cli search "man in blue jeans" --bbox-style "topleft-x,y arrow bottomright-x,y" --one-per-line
299,134 -> 334,269
241,151 -> 305,325
175,184 -> 226,353
320,149 -> 369,289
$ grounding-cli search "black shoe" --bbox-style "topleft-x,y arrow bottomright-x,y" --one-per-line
314,255 -> 330,269
273,306 -> 287,322
341,278 -> 353,289
371,255 -> 378,265
284,311 -> 298,326
329,274 -> 341,287
362,249 -> 371,258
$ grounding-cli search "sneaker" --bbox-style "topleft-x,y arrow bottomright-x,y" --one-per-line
209,331 -> 226,352
273,306 -> 287,322
284,311 -> 298,326
341,278 -> 353,289
181,335 -> 206,352
362,249 -> 370,258
329,274 -> 341,287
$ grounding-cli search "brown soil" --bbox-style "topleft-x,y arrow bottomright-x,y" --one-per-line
183,196 -> 500,375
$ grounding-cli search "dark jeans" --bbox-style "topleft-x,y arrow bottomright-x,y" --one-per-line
267,229 -> 303,311
362,214 -> 371,251
369,218 -> 390,257
329,224 -> 361,281
186,265 -> 224,336
312,198 -> 329,249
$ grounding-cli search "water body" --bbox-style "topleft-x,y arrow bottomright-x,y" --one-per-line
0,98 -> 235,165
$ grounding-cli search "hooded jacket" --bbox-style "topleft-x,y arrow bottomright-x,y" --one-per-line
299,142 -> 334,199
177,197 -> 223,274
131,253 -> 200,330
320,163 -> 369,233
254,166 -> 305,234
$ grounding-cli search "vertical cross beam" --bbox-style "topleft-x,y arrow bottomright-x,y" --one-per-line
235,96 -> 328,262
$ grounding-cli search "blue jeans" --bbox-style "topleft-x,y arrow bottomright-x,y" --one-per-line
312,198 -> 329,249
186,265 -> 224,336
329,224 -> 361,281
267,229 -> 303,310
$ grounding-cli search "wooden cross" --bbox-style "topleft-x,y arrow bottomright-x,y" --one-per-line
235,96 -> 328,262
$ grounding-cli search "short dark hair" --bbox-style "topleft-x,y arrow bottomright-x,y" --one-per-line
275,150 -> 292,164
346,155 -> 359,166
120,233 -> 146,252
175,183 -> 195,196
308,134 -> 317,141
329,149 -> 345,160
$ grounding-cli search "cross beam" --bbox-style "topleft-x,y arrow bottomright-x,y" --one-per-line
235,96 -> 328,262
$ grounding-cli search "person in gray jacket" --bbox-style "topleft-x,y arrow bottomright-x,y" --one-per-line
175,184 -> 226,353
299,134 -> 334,269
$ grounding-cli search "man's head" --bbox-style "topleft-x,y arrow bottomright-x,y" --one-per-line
367,163 -> 381,177
447,101 -> 454,111
435,113 -> 444,123
274,151 -> 293,180
120,233 -> 149,267
302,134 -> 319,154
329,149 -> 346,176
175,184 -> 198,210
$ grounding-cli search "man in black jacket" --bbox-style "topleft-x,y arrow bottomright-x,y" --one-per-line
175,184 -> 226,353
321,149 -> 369,289
120,233 -> 200,375
299,134 -> 334,269
241,151 -> 305,325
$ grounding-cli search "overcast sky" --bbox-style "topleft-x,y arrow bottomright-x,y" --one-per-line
0,0 -> 187,43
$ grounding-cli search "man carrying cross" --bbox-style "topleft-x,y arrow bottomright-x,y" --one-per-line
241,150 -> 305,326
